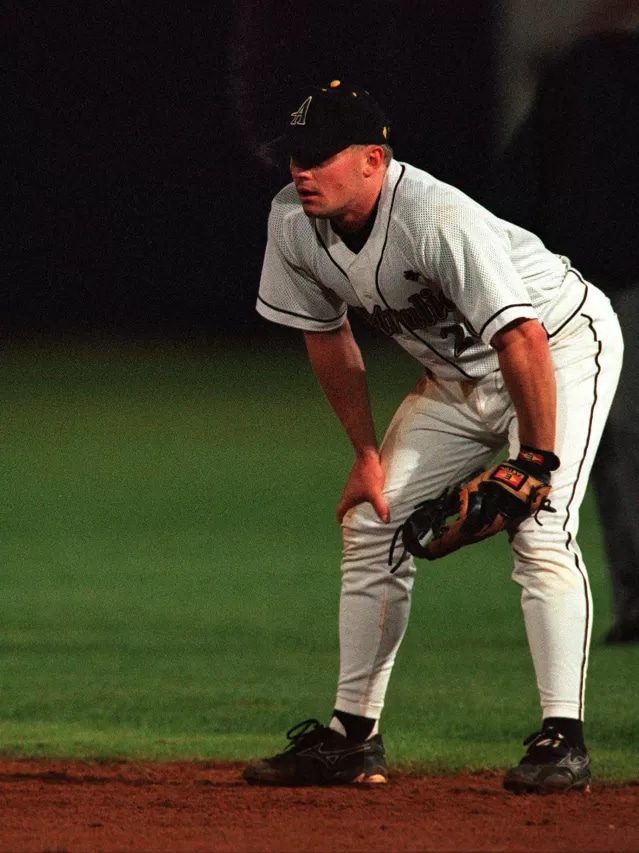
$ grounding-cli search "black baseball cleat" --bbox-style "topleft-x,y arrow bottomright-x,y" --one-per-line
242,718 -> 388,785
503,727 -> 591,794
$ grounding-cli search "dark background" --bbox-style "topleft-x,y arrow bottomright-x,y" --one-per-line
3,1 -> 497,339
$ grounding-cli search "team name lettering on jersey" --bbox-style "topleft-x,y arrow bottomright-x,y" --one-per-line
359,288 -> 455,335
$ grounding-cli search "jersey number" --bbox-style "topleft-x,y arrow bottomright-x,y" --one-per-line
440,323 -> 475,357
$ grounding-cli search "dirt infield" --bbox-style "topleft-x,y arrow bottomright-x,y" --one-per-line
0,759 -> 637,853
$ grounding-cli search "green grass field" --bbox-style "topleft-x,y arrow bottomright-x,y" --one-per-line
1,336 -> 637,781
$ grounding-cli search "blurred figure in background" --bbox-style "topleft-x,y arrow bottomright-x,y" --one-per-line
493,0 -> 639,643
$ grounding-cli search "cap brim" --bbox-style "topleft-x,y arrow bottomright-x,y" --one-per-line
260,133 -> 342,163
288,143 -> 348,167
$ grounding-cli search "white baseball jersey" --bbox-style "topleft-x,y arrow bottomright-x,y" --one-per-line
257,159 -> 588,380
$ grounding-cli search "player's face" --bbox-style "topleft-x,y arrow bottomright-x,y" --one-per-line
290,147 -> 370,219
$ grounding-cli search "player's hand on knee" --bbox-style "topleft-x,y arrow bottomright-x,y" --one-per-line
337,451 -> 390,525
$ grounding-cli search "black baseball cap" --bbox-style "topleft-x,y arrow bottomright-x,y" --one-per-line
286,80 -> 390,165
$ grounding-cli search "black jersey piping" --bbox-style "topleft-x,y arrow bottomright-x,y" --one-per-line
546,270 -> 589,339
561,311 -> 602,718
314,225 -> 368,310
314,225 -> 350,279
478,303 -> 534,337
257,294 -> 346,324
372,164 -> 476,380
464,317 -> 481,337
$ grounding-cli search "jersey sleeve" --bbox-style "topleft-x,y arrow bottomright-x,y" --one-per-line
256,201 -> 347,332
427,203 -> 538,345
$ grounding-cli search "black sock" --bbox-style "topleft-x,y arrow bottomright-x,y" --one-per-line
543,717 -> 585,750
333,709 -> 376,742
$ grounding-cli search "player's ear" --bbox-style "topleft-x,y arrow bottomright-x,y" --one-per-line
362,145 -> 385,176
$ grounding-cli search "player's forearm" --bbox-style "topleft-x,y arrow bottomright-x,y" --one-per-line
493,319 -> 557,451
304,322 -> 380,456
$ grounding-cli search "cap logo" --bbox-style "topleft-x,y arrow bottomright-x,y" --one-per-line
290,96 -> 312,127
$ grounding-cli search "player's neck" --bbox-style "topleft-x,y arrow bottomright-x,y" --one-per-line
331,193 -> 381,254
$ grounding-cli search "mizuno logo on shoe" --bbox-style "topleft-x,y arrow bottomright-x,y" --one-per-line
298,742 -> 371,767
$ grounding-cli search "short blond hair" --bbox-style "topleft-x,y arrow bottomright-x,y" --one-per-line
380,144 -> 394,165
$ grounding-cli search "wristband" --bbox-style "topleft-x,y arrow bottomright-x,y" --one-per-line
517,446 -> 560,474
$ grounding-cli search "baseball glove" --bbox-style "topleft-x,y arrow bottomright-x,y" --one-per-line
389,447 -> 559,570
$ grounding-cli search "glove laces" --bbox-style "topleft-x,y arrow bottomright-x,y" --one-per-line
533,495 -> 556,525
387,489 -> 455,573
388,524 -> 408,574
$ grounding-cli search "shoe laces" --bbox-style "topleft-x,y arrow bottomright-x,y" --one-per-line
282,718 -> 326,753
522,727 -> 571,761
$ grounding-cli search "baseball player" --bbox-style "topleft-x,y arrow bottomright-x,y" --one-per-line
243,80 -> 623,793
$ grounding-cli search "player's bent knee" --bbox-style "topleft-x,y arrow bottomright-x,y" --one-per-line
341,500 -> 414,575
341,499 -> 394,535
